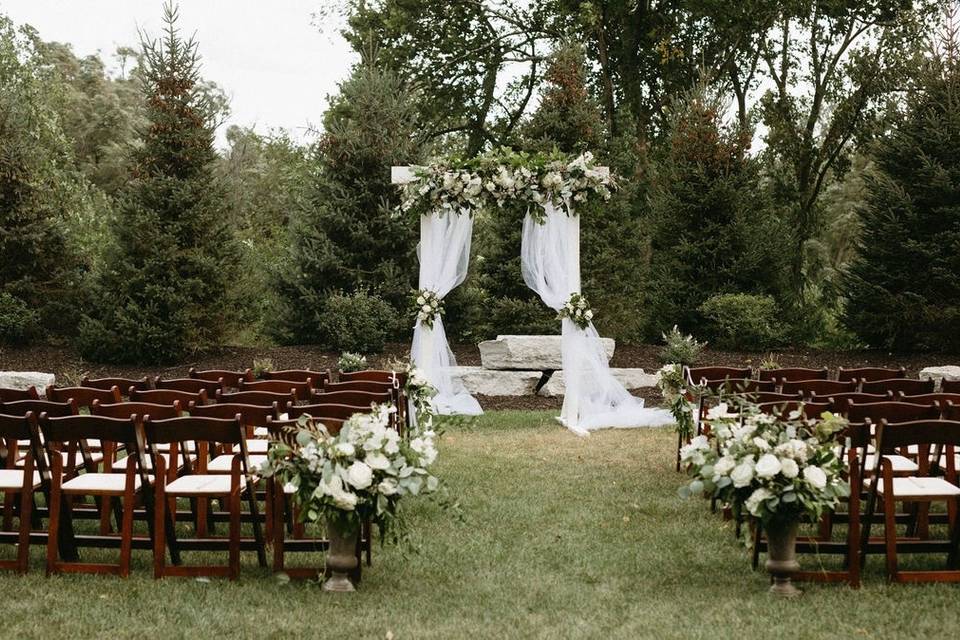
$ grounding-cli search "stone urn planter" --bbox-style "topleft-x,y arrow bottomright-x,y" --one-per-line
765,518 -> 801,597
323,518 -> 359,592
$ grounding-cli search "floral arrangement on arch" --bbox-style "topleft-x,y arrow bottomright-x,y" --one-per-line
657,363 -> 697,440
412,289 -> 444,329
397,148 -> 616,223
679,402 -> 850,524
558,292 -> 594,329
261,404 -> 440,539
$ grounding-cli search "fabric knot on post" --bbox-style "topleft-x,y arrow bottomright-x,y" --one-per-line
413,288 -> 444,329
558,292 -> 594,330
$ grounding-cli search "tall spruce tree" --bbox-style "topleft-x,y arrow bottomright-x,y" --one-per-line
78,3 -> 232,363
646,87 -> 791,337
842,22 -> 960,351
274,57 -> 422,344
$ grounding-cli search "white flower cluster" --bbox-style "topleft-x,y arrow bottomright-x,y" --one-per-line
679,403 -> 849,522
398,150 -> 616,222
263,403 -> 440,526
558,292 -> 594,330
414,289 -> 444,329
657,363 -> 697,439
337,351 -> 368,373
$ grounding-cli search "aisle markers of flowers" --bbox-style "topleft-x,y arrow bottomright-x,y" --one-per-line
679,401 -> 850,596
261,366 -> 444,592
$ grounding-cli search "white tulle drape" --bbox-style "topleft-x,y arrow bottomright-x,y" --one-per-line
410,212 -> 483,416
521,203 -> 674,435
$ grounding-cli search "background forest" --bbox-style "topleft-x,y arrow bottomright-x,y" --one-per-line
1,0 -> 959,364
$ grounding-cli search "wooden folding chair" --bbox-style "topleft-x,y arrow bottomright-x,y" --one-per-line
782,379 -> 856,399
758,367 -> 828,383
190,367 -> 254,391
308,389 -> 394,407
861,378 -> 936,396
756,400 -> 831,420
0,412 -> 42,573
216,389 -> 297,408
144,415 -> 266,580
824,392 -> 893,417
900,392 -> 960,407
335,370 -> 409,432
0,387 -> 40,403
40,414 -> 146,577
155,377 -> 224,396
944,380 -> 960,394
80,377 -> 151,396
262,369 -> 331,388
46,385 -> 121,409
861,419 -> 960,583
131,387 -> 209,408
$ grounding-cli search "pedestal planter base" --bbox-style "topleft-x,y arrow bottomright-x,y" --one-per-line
765,519 -> 802,597
323,519 -> 359,593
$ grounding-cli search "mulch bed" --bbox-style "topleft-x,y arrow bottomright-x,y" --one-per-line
1,341 -> 957,411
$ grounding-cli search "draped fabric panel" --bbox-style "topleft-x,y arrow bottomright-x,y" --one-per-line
410,212 -> 483,416
521,203 -> 674,435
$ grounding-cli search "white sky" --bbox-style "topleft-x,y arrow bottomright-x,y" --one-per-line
3,0 -> 356,146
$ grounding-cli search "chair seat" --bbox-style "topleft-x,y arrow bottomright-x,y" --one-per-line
876,476 -> 960,499
61,473 -> 142,495
864,454 -> 919,474
208,454 -> 266,473
165,474 -> 246,496
112,453 -> 196,471
235,440 -> 268,454
0,469 -> 41,491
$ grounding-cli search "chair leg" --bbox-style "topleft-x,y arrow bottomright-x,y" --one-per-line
154,475 -> 166,579
883,491 -> 899,582
752,520 -> 762,570
229,487 -> 241,580
119,490 -> 135,578
46,471 -> 62,576
16,488 -> 32,574
272,482 -> 285,573
245,485 -> 267,569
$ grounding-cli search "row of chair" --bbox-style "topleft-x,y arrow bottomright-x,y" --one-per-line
0,367 -> 407,579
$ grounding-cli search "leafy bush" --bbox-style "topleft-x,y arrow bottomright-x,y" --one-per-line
658,325 -> 705,365
485,297 -> 557,337
319,290 -> 397,354
0,292 -> 39,345
698,293 -> 784,351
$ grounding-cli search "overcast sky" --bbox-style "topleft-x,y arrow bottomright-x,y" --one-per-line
3,0 -> 355,146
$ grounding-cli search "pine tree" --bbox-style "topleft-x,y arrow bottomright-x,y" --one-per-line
842,12 -> 960,351
646,87 -> 791,337
78,2 -> 233,363
274,56 -> 422,344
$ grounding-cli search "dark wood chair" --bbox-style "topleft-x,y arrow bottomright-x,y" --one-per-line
80,377 -> 151,396
861,378 -> 936,396
143,415 -> 267,580
847,402 -> 942,479
756,400 -> 831,420
40,414 -> 146,577
91,401 -> 189,476
190,368 -> 254,391
824,392 -> 893,417
860,419 -> 960,583
0,387 -> 40,402
943,379 -> 960,394
758,367 -> 828,383
262,369 -> 331,388
339,369 -> 407,387
155,377 -> 224,396
324,380 -> 397,395
0,412 -> 42,573
782,379 -> 857,398
752,391 -> 804,405
216,389 -> 297,410
290,402 -> 370,422
899,392 -> 960,407
131,387 -> 209,408
308,389 -> 394,408
46,385 -> 121,409
838,367 -> 905,383
684,366 -> 751,387
240,379 -> 314,402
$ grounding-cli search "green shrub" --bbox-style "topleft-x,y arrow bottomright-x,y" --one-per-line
486,297 -> 558,337
658,325 -> 705,365
0,292 -> 39,345
698,293 -> 784,351
319,290 -> 397,354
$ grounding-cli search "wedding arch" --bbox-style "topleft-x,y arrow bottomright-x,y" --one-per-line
392,149 -> 673,436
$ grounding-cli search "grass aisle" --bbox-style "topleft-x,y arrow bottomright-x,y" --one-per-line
1,410 -> 958,639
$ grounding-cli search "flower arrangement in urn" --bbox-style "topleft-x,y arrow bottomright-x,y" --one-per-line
261,404 -> 441,591
558,292 -> 594,329
679,402 -> 849,596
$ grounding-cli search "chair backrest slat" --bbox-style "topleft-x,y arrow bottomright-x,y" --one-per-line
266,416 -> 344,443
943,379 -> 960,394
752,392 -> 803,404
240,379 -> 313,401
142,415 -> 244,445
338,370 -> 406,387
685,367 -> 751,386
824,392 -> 892,416
290,402 -> 369,421
189,402 -> 277,426
40,414 -> 137,445
309,389 -> 393,406
189,368 -> 254,389
0,386 -> 40,402
700,378 -> 774,395
262,369 -> 331,386
91,400 -> 181,421
876,419 -> 960,451
80,376 -> 151,393
837,367 -> 905,383
757,401 -> 830,420
46,385 -> 121,408
155,377 -> 223,395
758,367 -> 828,383
216,390 -> 296,407
0,412 -> 35,440
324,380 -> 396,395
130,388 -> 208,407
847,401 -> 941,425
0,399 -> 77,418
781,379 -> 856,397
861,378 -> 935,396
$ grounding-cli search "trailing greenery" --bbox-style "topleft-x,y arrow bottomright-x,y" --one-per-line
841,45 -> 960,351
77,3 -> 233,364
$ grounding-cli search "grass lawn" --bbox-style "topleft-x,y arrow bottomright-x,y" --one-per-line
2,410 -> 959,639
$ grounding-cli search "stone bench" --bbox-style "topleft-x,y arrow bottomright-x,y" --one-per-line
478,335 -> 615,370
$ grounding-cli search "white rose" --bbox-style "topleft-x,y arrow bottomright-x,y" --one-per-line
745,488 -> 773,516
378,477 -> 399,496
584,310 -> 593,320
416,295 -> 425,305
752,436 -> 771,452
365,452 -> 391,470
421,304 -> 431,313
780,458 -> 799,479
755,454 -> 782,479
730,462 -> 755,488
713,456 -> 736,477
803,465 -> 827,490
346,461 -> 373,490
334,442 -> 355,458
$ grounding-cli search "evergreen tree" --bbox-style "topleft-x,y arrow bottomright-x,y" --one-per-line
0,15 -> 90,340
78,3 -> 233,363
274,57 -> 422,344
646,88 -> 791,337
842,24 -> 960,351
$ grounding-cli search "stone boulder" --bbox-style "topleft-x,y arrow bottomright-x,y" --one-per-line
0,371 -> 55,395
449,366 -> 543,396
919,366 -> 960,386
479,335 -> 615,370
538,368 -> 659,397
